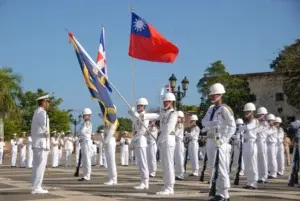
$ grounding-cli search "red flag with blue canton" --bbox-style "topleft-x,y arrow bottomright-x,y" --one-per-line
129,12 -> 179,63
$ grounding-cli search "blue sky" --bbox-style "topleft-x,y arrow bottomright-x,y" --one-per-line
0,0 -> 299,130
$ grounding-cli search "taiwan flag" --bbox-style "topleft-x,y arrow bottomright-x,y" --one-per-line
128,12 -> 179,63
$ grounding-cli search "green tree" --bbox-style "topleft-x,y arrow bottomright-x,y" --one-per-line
197,60 -> 256,118
182,105 -> 199,113
270,39 -> 300,109
117,117 -> 133,132
18,88 -> 71,132
0,67 -> 23,139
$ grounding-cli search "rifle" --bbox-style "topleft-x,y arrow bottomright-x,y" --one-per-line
74,150 -> 82,177
209,143 -> 219,197
183,136 -> 189,172
288,140 -> 299,186
234,136 -> 243,185
199,152 -> 207,182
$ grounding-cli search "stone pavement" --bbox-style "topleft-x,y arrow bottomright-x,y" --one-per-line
0,154 -> 299,201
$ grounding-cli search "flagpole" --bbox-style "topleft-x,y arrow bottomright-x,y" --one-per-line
131,7 -> 135,134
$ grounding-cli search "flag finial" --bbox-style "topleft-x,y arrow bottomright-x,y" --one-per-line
102,24 -> 105,28
131,7 -> 134,12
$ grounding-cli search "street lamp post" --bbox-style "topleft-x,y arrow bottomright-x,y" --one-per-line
69,114 -> 82,136
168,74 -> 189,110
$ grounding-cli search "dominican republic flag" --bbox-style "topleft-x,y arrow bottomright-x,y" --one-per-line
96,26 -> 112,92
165,84 -> 171,92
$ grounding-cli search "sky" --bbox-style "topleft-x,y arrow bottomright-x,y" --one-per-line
0,0 -> 300,131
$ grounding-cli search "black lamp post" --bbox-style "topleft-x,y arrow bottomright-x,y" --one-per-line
168,74 -> 189,110
69,113 -> 82,136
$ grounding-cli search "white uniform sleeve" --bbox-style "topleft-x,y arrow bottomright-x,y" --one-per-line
37,110 -> 48,134
219,107 -> 236,144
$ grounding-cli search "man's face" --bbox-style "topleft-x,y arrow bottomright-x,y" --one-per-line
137,105 -> 145,112
209,94 -> 220,103
83,114 -> 90,120
163,101 -> 172,109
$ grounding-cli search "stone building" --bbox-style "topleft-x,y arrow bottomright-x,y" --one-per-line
232,71 -> 300,121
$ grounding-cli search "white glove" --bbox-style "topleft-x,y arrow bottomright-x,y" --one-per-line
44,131 -> 50,137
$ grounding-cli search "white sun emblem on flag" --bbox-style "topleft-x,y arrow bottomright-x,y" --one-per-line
134,19 -> 146,32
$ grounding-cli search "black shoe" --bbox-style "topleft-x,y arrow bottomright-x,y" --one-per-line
214,195 -> 226,201
189,174 -> 196,177
149,175 -> 154,178
175,176 -> 183,180
243,185 -> 251,189
257,180 -> 263,184
78,178 -> 87,181
268,176 -> 276,179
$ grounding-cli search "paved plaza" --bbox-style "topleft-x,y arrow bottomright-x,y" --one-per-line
0,153 -> 299,201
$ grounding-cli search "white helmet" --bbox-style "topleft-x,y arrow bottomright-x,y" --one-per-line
136,97 -> 148,106
257,107 -> 268,115
83,108 -> 92,115
209,83 -> 226,95
243,103 -> 256,111
266,114 -> 276,121
190,114 -> 198,121
163,92 -> 176,102
177,111 -> 184,118
236,118 -> 244,125
275,117 -> 282,123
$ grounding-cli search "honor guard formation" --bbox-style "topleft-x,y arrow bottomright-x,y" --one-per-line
1,82 -> 299,201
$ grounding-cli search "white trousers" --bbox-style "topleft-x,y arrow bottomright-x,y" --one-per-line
91,149 -> 97,166
147,142 -> 157,175
51,149 -> 59,167
99,145 -> 107,167
233,144 -> 244,174
19,148 -> 27,167
135,146 -> 149,183
10,151 -> 17,166
81,141 -> 92,180
175,141 -> 185,178
257,140 -> 268,181
227,144 -> 232,171
65,149 -> 72,167
0,150 -> 3,164
210,143 -> 230,199
160,144 -> 175,192
277,143 -> 285,175
27,148 -> 33,168
267,142 -> 277,178
31,148 -> 49,190
120,145 -> 129,166
188,141 -> 199,175
206,139 -> 216,169
105,140 -> 117,182
129,150 -> 135,165
243,141 -> 258,187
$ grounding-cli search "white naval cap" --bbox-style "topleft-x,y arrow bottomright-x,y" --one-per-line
36,94 -> 50,101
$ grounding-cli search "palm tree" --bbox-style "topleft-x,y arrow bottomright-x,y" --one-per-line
0,67 -> 22,138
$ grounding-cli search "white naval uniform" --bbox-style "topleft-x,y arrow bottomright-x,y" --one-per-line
120,137 -> 131,166
10,139 -> 18,167
257,121 -> 269,182
242,119 -> 259,188
231,127 -> 244,175
276,127 -> 285,175
144,108 -> 177,194
51,137 -> 59,167
78,120 -> 92,180
30,106 -> 50,192
186,126 -> 200,176
104,124 -> 118,184
267,126 -> 278,178
0,141 -> 5,165
27,136 -> 33,168
58,139 -> 64,166
203,104 -> 236,200
147,126 -> 158,177
64,136 -> 74,167
98,132 -> 107,167
175,123 -> 185,179
129,111 -> 149,189
18,138 -> 27,168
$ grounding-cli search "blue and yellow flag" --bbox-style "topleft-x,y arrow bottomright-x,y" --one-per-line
68,32 -> 117,126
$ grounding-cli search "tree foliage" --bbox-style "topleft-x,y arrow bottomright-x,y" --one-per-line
197,60 -> 256,118
117,117 -> 132,132
270,39 -> 300,109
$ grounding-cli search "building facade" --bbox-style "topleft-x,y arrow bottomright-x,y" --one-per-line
233,72 -> 300,121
